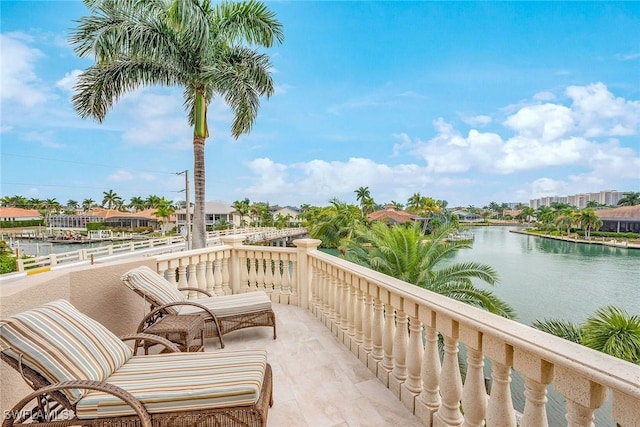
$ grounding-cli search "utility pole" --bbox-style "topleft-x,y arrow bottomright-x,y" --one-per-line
177,170 -> 191,250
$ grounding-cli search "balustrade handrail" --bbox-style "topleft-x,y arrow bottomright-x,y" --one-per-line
307,249 -> 640,399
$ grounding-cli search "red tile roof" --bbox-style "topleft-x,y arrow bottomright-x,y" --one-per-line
595,205 -> 640,219
367,205 -> 422,224
0,207 -> 43,219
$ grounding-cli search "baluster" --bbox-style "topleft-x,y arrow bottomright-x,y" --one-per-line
187,263 -> 198,299
514,349 -> 553,427
281,255 -> 292,302
416,322 -> 441,424
434,317 -> 463,427
554,367 -> 607,427
368,297 -> 384,375
460,328 -> 486,427
221,255 -> 231,295
354,287 -> 364,356
612,390 -> 640,427
332,270 -> 342,336
289,258 -> 298,305
177,264 -> 188,297
401,315 -> 423,412
239,253 -> 249,292
378,303 -> 395,386
264,253 -> 274,295
485,336 -> 516,427
273,255 -> 283,301
360,293 -> 373,365
205,257 -> 215,294
256,253 -> 266,291
345,277 -> 356,348
166,263 -> 177,284
247,254 -> 257,291
196,260 -> 206,295
213,257 -> 223,296
340,272 -> 349,341
390,309 -> 408,397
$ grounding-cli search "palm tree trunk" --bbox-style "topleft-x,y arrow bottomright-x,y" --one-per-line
192,135 -> 206,249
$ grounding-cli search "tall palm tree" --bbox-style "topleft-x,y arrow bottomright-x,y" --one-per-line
82,198 -> 95,212
102,190 -> 122,210
342,222 -> 516,319
129,196 -> 146,212
233,198 -> 251,227
153,202 -> 176,236
71,0 -> 283,249
533,306 -> 640,364
577,208 -> 603,239
354,186 -> 375,215
617,191 -> 640,206
554,212 -> 575,236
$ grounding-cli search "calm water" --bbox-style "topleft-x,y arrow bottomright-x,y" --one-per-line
451,226 -> 639,325
451,226 -> 639,426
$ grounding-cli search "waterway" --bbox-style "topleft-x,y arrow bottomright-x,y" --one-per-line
450,225 -> 640,426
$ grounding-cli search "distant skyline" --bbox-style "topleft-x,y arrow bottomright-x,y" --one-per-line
1,1 -> 639,208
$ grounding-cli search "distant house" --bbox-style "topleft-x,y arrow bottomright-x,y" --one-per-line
82,208 -> 160,230
367,205 -> 427,227
0,207 -> 43,225
271,205 -> 302,224
595,206 -> 640,233
175,200 -> 238,229
452,210 -> 483,222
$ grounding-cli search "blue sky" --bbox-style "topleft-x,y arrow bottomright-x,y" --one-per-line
1,1 -> 639,209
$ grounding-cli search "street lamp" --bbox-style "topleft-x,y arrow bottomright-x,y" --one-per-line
177,170 -> 191,250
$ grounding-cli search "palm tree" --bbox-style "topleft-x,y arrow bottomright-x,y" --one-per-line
153,202 -> 176,236
233,198 -> 251,227
341,222 -> 515,319
617,192 -> 640,206
577,209 -> 603,239
66,200 -> 79,212
309,199 -> 365,248
145,195 -> 162,209
71,0 -> 283,249
355,186 -> 375,215
82,198 -> 95,212
102,190 -> 122,210
533,306 -> 640,364
406,192 -> 425,214
129,196 -> 146,212
554,213 -> 575,236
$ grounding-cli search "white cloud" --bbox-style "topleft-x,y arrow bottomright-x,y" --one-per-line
273,83 -> 293,95
0,33 -> 48,108
503,103 -> 575,141
462,115 -> 492,127
533,91 -> 556,101
566,82 -> 640,137
55,70 -> 82,92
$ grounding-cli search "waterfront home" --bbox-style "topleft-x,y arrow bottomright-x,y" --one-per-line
175,200 -> 238,229
0,207 -> 43,224
596,205 -> 640,233
368,204 -> 427,226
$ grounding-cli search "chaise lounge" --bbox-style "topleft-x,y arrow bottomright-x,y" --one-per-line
120,266 -> 277,349
0,299 -> 273,427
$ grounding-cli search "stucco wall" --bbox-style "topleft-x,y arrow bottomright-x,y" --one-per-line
0,257 -> 155,413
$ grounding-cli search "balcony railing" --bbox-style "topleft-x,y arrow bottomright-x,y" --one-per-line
153,236 -> 639,427
1,237 -> 638,426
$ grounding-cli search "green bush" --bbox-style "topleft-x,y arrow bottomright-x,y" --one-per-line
0,219 -> 45,228
86,222 -> 106,231
0,256 -> 17,274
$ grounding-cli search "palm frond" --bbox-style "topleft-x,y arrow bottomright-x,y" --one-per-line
582,306 -> 640,363
531,318 -> 582,344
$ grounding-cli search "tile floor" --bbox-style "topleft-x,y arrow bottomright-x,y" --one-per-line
206,303 -> 424,427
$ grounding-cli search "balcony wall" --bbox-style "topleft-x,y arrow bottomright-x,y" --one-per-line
1,236 -> 639,426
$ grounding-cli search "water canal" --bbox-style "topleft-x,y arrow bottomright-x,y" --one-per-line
450,225 -> 639,426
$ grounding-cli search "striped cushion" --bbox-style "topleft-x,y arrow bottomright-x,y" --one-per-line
179,291 -> 273,317
76,349 -> 267,419
121,266 -> 185,314
0,300 -> 132,404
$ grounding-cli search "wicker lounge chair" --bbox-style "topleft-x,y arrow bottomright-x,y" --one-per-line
1,299 -> 273,427
121,266 -> 277,349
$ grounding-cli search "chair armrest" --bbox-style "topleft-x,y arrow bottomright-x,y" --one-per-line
119,333 -> 181,354
4,380 -> 152,427
178,287 -> 214,297
136,302 -> 224,348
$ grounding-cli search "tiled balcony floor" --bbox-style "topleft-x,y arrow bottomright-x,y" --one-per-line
205,303 -> 424,427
